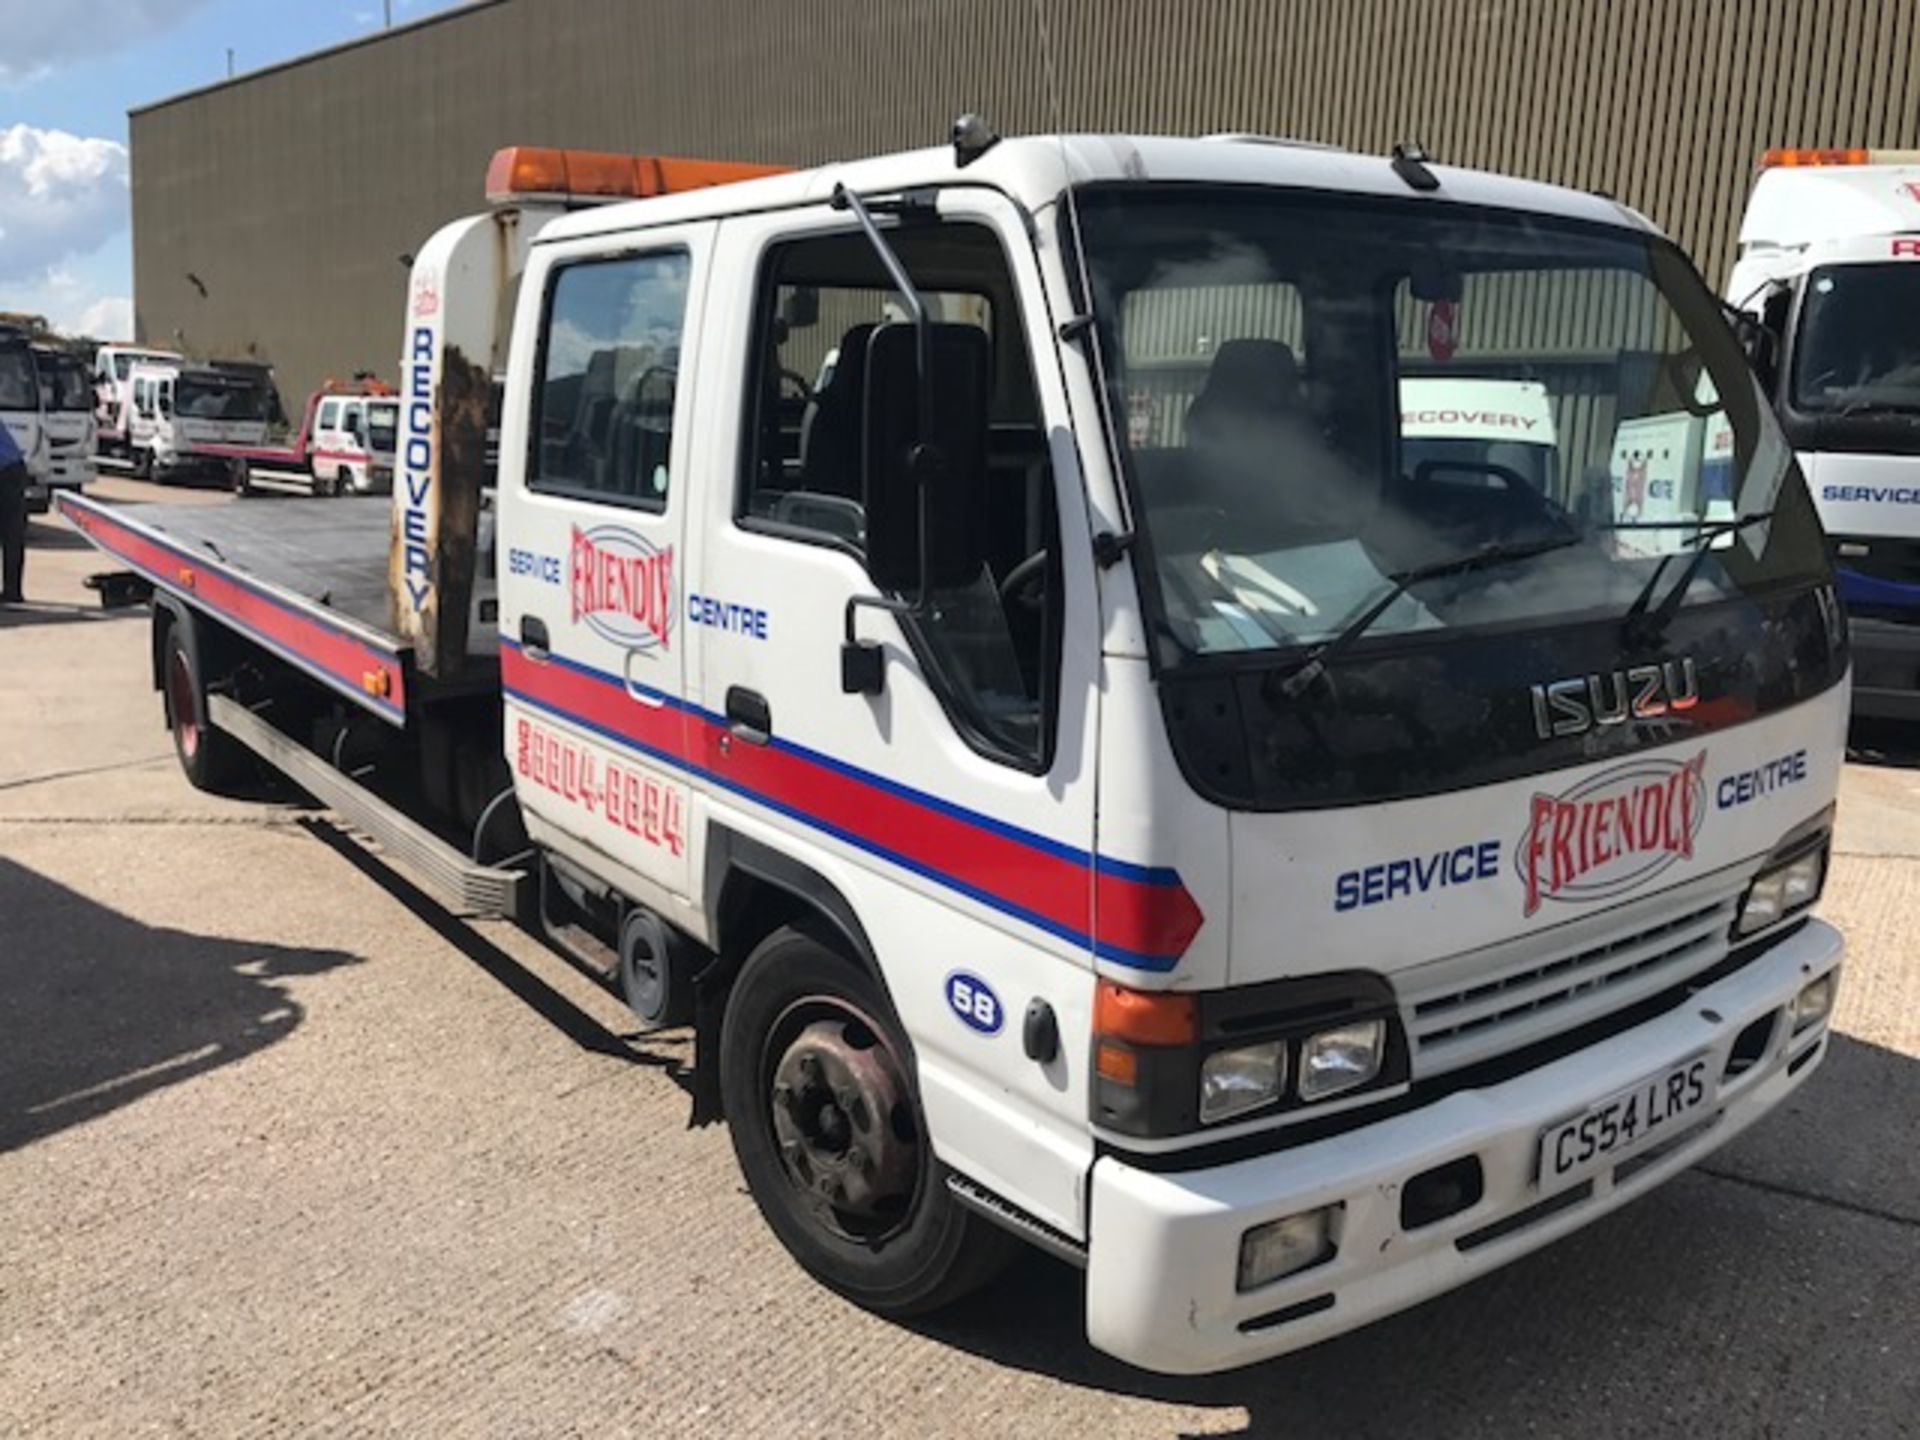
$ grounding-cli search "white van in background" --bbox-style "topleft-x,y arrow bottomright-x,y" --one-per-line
94,344 -> 183,459
32,346 -> 97,504
1727,147 -> 1920,720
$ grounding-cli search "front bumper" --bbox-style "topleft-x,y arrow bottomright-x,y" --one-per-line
1847,616 -> 1920,721
1085,918 -> 1843,1374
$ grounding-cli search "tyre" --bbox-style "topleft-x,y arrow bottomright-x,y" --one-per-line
336,468 -> 353,498
134,446 -> 152,482
161,616 -> 250,794
230,460 -> 254,498
720,925 -> 1019,1317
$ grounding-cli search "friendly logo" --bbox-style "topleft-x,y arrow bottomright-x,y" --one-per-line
1517,751 -> 1707,916
569,524 -> 675,651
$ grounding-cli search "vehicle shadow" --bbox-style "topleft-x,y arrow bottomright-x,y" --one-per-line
1846,717 -> 1920,770
912,1031 -> 1919,1438
296,818 -> 694,1091
0,857 -> 361,1152
24,515 -> 96,549
0,600 -> 136,631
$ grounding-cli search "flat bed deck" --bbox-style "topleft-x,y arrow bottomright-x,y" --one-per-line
61,492 -> 414,724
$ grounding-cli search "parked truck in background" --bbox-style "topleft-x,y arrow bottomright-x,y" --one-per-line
1,327 -> 46,512
197,380 -> 401,497
125,361 -> 274,485
1728,147 -> 1920,720
61,132 -> 1846,1373
32,346 -> 98,507
93,344 -> 183,459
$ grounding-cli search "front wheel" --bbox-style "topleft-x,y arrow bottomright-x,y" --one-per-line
230,460 -> 254,497
719,926 -> 1019,1317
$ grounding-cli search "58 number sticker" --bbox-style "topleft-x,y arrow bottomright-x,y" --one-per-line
944,971 -> 1003,1035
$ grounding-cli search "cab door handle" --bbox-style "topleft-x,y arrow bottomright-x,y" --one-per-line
519,615 -> 549,661
725,686 -> 772,745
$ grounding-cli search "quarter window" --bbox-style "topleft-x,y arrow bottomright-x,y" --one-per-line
532,250 -> 690,511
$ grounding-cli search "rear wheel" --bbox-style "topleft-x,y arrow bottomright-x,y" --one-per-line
161,618 -> 250,794
719,926 -> 1019,1316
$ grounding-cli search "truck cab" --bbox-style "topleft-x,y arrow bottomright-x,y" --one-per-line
32,346 -> 98,502
311,392 -> 398,495
1728,148 -> 1920,720
480,137 -> 1844,1368
128,362 -> 272,482
94,344 -> 182,459
0,328 -> 44,510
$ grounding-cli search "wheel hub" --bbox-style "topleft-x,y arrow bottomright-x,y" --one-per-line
167,649 -> 200,759
769,1013 -> 918,1236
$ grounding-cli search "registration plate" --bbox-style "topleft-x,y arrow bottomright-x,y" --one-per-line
1537,1054 -> 1712,1194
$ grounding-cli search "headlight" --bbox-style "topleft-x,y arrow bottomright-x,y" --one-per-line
1200,1040 -> 1286,1123
1735,845 -> 1826,938
1298,1019 -> 1386,1101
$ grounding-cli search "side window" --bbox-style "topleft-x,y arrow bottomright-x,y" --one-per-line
531,249 -> 690,511
740,224 -> 1059,769
318,399 -> 341,432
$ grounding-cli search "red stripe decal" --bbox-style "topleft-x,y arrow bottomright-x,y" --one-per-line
502,645 -> 1200,968
66,502 -> 406,718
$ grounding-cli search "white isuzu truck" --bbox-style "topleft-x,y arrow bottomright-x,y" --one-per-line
1728,147 -> 1920,720
61,131 -> 1846,1373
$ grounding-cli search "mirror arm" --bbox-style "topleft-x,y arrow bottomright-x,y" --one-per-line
834,182 -> 944,696
832,182 -> 935,506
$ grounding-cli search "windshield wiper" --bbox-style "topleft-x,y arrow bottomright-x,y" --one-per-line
1618,512 -> 1776,647
1272,533 -> 1582,700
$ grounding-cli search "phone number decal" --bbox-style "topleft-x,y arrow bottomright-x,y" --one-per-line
514,716 -> 685,856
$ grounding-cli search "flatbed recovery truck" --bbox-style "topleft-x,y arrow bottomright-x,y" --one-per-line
62,130 -> 1848,1373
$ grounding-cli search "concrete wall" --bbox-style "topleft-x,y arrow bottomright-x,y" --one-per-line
131,0 -> 1920,406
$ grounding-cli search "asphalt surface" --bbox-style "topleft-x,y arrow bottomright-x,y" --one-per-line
3,475 -> 1918,1438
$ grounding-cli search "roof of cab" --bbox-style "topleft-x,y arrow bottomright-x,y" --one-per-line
532,133 -> 1657,247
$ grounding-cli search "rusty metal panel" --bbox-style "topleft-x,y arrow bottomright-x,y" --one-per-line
131,0 -> 1920,407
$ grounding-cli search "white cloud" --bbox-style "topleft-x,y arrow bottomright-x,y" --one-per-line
75,295 -> 133,339
0,124 -> 129,284
0,0 -> 217,83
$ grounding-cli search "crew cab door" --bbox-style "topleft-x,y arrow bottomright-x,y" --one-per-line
496,222 -> 715,916
689,192 -> 1103,1234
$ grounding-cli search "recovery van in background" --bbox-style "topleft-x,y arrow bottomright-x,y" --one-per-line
61,132 -> 1846,1373
196,380 -> 401,496
93,343 -> 182,459
32,345 -> 98,507
1728,147 -> 1920,720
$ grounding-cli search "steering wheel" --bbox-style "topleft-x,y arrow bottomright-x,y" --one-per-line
778,368 -> 814,403
999,548 -> 1050,612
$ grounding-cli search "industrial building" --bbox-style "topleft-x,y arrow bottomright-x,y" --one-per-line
131,0 -> 1920,405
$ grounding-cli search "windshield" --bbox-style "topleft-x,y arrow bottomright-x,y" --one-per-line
0,345 -> 35,411
1079,188 -> 1827,663
176,375 -> 267,421
366,400 -> 398,453
1792,262 -> 1920,416
35,353 -> 92,411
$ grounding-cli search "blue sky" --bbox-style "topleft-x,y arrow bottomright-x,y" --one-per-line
0,0 -> 468,337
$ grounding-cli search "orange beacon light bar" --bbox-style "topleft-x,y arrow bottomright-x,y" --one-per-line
1759,147 -> 1920,169
485,146 -> 790,204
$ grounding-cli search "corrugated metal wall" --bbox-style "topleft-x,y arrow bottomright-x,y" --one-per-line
131,0 -> 1920,405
